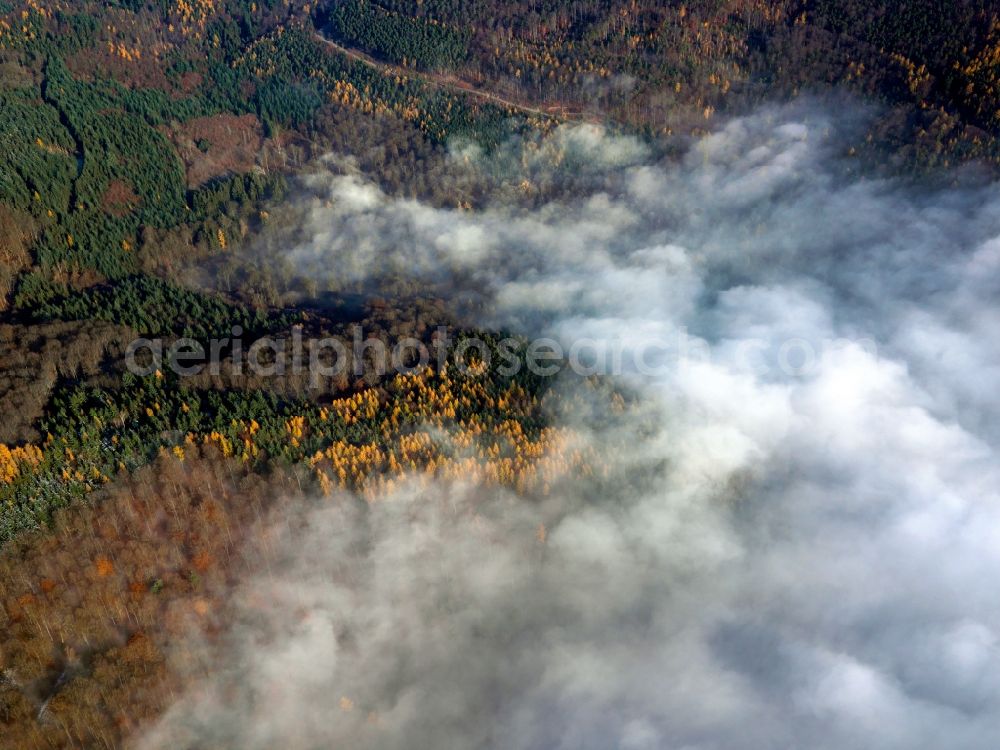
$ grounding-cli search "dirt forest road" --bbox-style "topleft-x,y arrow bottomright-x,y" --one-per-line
313,32 -> 588,122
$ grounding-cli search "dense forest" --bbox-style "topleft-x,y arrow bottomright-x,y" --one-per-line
317,0 -> 1000,168
2,0 -> 1000,746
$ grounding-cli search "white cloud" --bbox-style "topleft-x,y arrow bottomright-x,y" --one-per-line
145,100 -> 1000,749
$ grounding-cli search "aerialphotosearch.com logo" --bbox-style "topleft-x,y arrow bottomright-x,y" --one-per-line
125,325 -> 878,386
